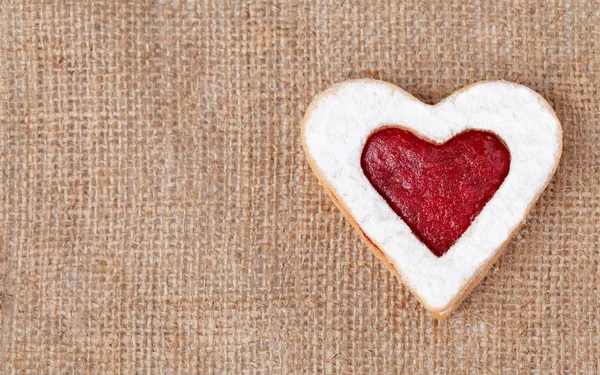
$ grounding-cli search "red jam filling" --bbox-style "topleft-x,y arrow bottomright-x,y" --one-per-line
361,128 -> 510,257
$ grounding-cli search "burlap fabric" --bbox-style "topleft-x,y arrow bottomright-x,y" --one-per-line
0,1 -> 598,373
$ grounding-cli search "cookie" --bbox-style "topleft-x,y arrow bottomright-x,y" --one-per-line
301,79 -> 562,319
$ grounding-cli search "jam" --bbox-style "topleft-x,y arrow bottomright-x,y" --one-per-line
361,128 -> 510,257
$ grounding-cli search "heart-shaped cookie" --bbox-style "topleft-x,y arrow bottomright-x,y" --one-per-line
301,79 -> 562,319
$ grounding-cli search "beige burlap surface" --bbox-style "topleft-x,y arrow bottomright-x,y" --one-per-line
0,0 -> 599,373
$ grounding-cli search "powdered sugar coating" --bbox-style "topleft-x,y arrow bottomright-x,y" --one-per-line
302,79 -> 562,312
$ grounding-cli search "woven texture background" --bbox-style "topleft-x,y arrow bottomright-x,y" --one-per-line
0,1 -> 599,373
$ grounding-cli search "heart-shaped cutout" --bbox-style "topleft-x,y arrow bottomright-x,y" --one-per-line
361,128 -> 510,257
302,79 -> 562,318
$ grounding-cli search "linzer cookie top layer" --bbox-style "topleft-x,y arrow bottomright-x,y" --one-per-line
302,79 -> 562,317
